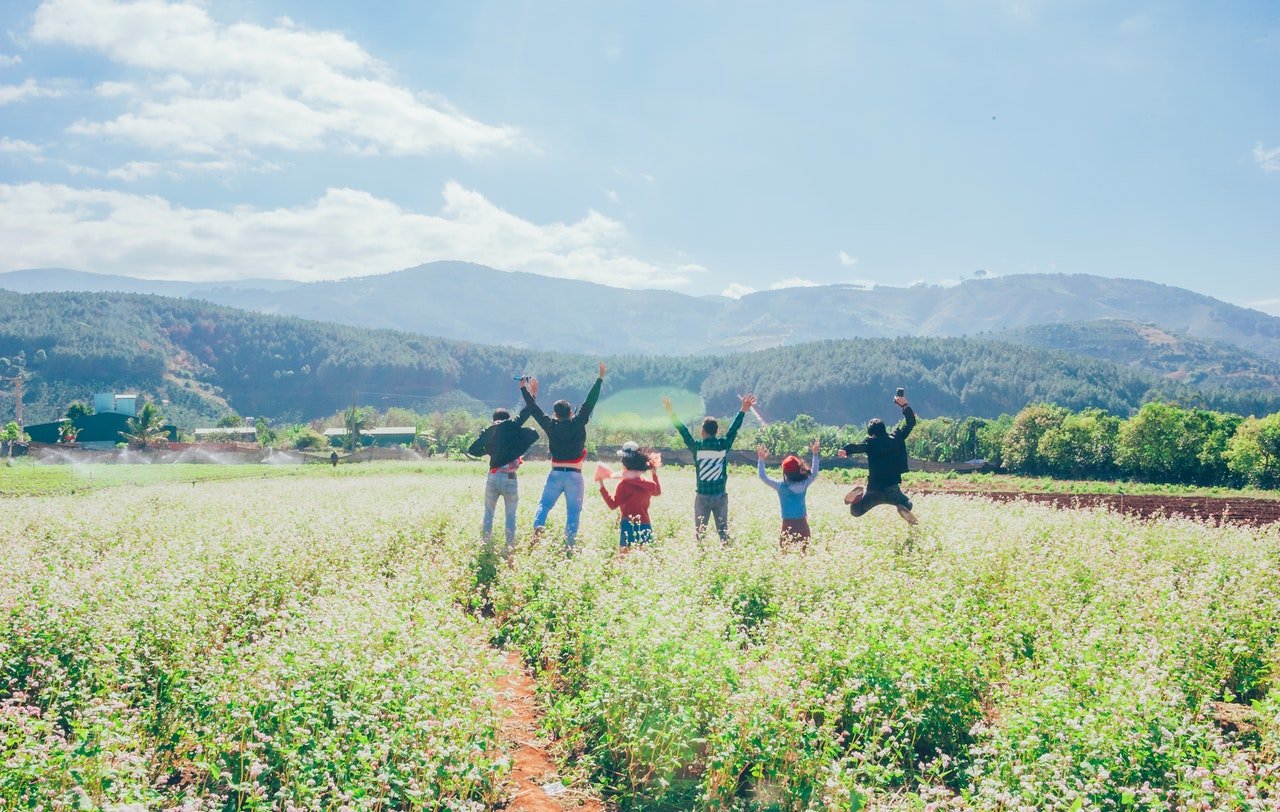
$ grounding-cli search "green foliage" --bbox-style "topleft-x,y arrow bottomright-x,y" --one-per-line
119,402 -> 168,448
1225,413 -> 1280,487
1,421 -> 28,444
1001,404 -> 1070,475
1035,408 -> 1121,479
64,401 -> 93,420
216,412 -> 244,428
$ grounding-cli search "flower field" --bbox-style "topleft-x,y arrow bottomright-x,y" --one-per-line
4,462 -> 1280,810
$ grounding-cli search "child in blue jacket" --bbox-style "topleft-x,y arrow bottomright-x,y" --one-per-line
757,438 -> 820,547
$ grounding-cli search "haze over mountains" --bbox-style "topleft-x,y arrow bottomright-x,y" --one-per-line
5,264 -> 1279,360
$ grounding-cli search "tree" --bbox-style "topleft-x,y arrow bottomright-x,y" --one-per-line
1115,403 -> 1234,485
1225,413 -> 1280,488
1002,404 -> 1069,474
343,406 -> 372,451
1036,408 -> 1120,479
255,416 -> 277,448
120,402 -> 169,449
65,401 -> 94,420
217,413 -> 244,428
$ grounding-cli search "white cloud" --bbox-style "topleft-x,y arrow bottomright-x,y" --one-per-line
105,160 -> 160,181
721,283 -> 756,299
838,250 -> 857,267
0,54 -> 22,67
1255,142 -> 1280,173
0,77 -> 65,104
0,181 -> 705,288
0,137 -> 42,157
31,0 -> 520,158
605,189 -> 619,203
770,278 -> 820,290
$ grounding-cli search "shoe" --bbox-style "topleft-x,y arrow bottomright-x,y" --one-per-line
897,507 -> 918,525
843,486 -> 865,505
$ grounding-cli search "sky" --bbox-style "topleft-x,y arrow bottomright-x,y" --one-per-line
1,0 -> 1277,313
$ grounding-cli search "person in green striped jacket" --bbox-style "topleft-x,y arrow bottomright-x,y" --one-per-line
663,392 -> 757,543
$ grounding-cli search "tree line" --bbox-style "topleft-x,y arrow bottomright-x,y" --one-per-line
753,402 -> 1280,489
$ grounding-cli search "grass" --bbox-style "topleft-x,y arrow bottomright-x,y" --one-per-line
3,460 -> 1279,810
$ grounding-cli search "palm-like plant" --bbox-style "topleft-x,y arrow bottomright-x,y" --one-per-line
344,406 -> 371,452
120,402 -> 169,448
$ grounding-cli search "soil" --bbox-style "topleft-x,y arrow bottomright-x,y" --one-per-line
495,650 -> 605,812
913,485 -> 1280,527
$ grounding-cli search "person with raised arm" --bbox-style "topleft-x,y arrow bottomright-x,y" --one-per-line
838,388 -> 919,525
663,392 -> 756,542
520,363 -> 606,550
757,438 -> 821,548
598,442 -> 662,550
467,378 -> 539,555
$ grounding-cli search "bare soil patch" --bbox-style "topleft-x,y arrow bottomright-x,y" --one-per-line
915,486 -> 1280,526
496,650 -> 605,812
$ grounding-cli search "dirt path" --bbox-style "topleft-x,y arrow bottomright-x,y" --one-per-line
916,487 -> 1280,527
496,650 -> 605,812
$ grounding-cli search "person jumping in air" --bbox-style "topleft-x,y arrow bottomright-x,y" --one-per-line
663,392 -> 756,543
467,378 -> 539,555
598,441 -> 662,550
521,363 -> 606,550
838,388 -> 918,525
757,438 -> 820,548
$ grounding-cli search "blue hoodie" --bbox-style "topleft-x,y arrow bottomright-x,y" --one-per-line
758,450 -> 820,520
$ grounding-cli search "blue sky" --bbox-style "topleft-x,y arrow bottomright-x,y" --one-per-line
1,0 -> 1277,312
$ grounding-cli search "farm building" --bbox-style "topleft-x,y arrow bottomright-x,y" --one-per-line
25,392 -> 178,449
26,411 -> 178,449
193,426 -> 259,443
324,426 -> 421,448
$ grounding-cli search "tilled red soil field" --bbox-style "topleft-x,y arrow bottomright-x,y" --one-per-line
915,487 -> 1280,527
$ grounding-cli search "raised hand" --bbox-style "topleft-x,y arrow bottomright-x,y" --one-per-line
811,438 -> 821,454
894,395 -> 908,407
528,377 -> 539,398
661,396 -> 674,413
757,445 -> 768,460
837,448 -> 849,458
598,361 -> 607,379
741,393 -> 757,412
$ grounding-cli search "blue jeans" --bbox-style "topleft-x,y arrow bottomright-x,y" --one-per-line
619,520 -> 653,547
482,471 -> 520,552
533,468 -> 585,547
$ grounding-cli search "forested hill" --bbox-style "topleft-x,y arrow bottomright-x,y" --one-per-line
2,289 -> 1278,428
7,265 -> 1280,360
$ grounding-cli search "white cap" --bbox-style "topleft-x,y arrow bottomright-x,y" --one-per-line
617,441 -> 640,456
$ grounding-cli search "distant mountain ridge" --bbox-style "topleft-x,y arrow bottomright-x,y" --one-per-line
3,289 -> 1278,429
4,264 -> 1279,361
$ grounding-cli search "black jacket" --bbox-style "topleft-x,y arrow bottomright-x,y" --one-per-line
467,408 -> 538,470
520,377 -> 602,463
841,405 -> 916,490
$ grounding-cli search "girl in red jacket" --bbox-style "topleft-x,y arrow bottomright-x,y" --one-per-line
599,442 -> 662,549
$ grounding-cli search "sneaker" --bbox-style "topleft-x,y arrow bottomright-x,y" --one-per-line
843,486 -> 865,505
897,507 -> 918,525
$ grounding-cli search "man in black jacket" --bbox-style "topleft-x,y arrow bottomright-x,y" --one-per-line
838,391 -> 919,525
520,362 -> 606,550
468,380 -> 540,553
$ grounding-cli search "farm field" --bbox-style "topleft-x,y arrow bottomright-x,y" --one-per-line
3,462 -> 1279,810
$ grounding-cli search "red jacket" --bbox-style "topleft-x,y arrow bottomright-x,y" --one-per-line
599,473 -> 661,524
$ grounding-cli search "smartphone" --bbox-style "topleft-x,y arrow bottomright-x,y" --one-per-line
895,387 -> 905,399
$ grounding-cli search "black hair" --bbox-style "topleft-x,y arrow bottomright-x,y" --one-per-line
620,449 -> 653,472
867,418 -> 887,437
701,417 -> 719,436
492,408 -> 511,422
553,399 -> 572,420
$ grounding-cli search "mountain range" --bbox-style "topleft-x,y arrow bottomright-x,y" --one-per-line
4,264 -> 1279,360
